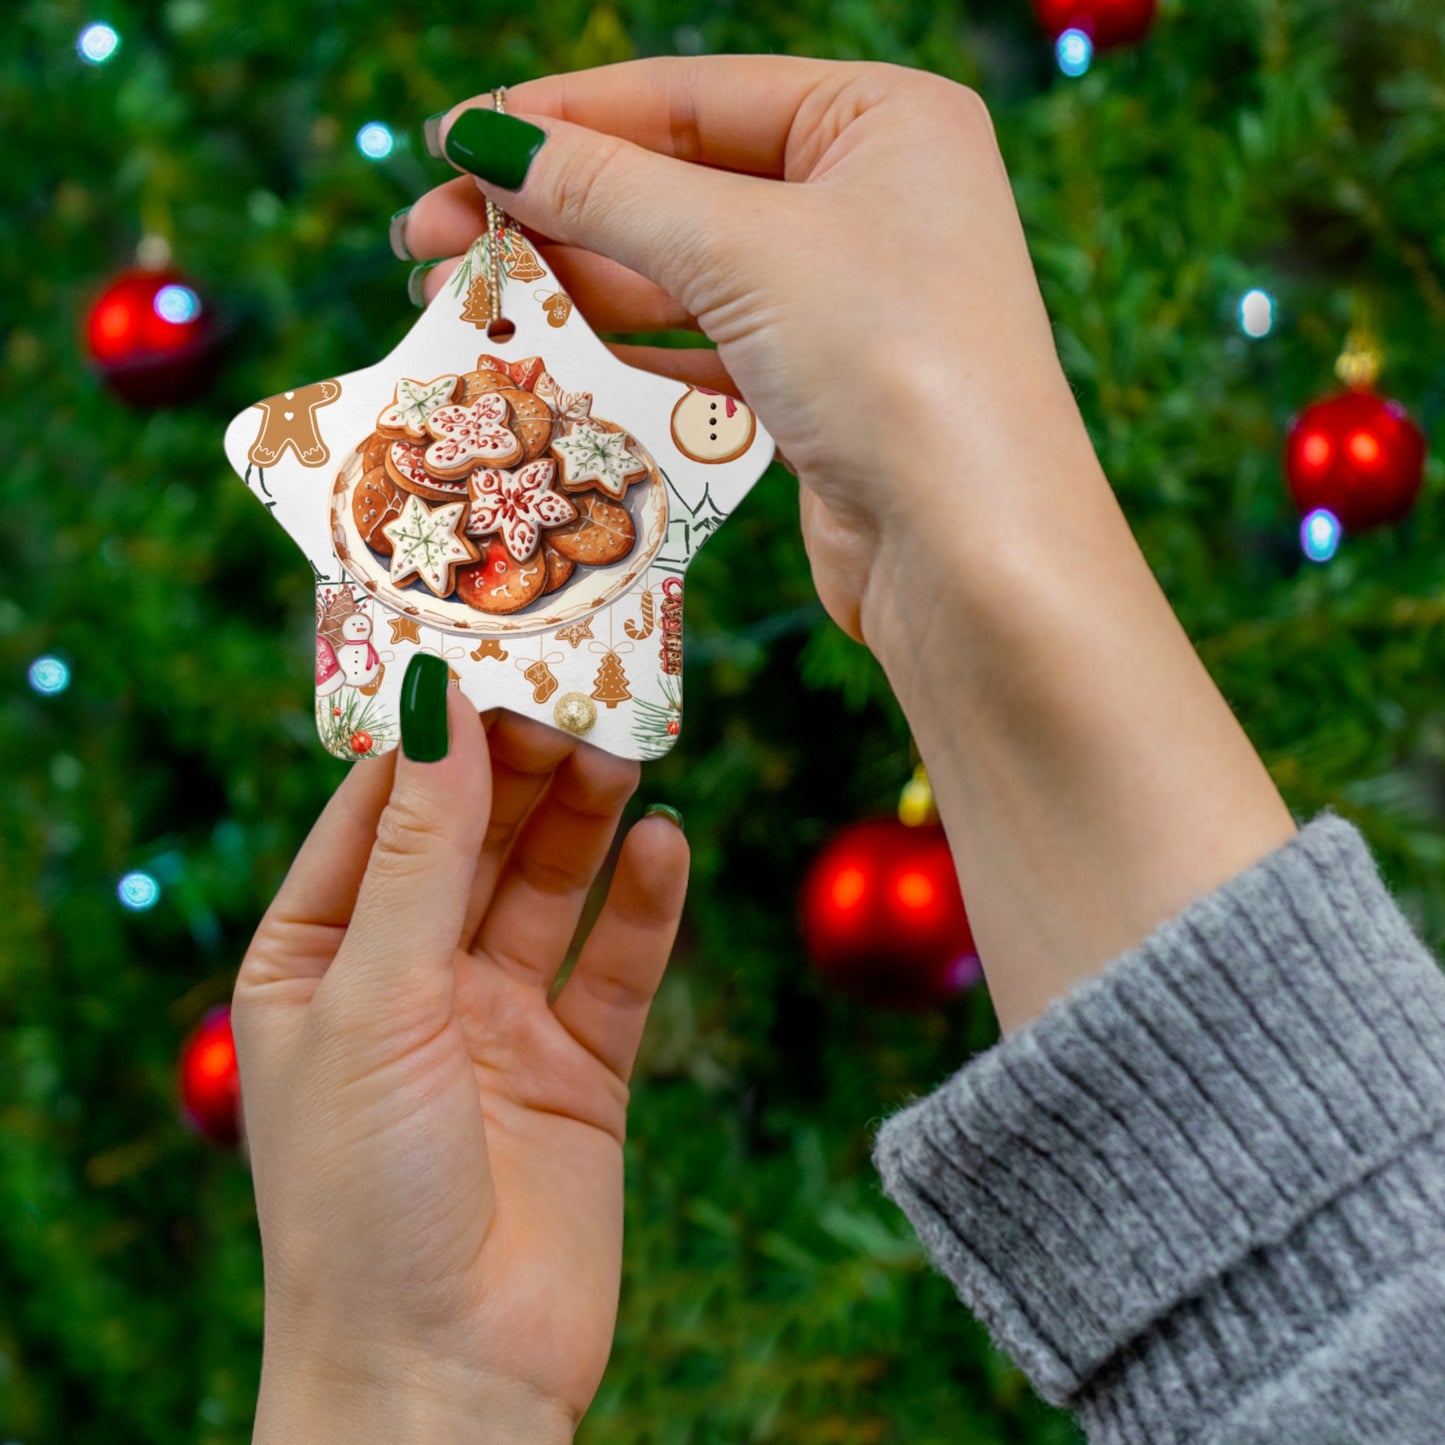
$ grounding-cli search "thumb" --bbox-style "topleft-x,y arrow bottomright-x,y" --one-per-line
438,104 -> 768,317
327,654 -> 491,1020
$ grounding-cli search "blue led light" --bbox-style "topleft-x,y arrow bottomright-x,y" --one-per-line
118,871 -> 161,911
356,122 -> 395,160
1239,288 -> 1275,339
28,657 -> 70,695
1301,508 -> 1342,563
1057,28 -> 1093,77
78,22 -> 120,64
153,284 -> 201,324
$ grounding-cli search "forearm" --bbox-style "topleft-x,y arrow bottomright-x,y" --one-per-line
860,376 -> 1295,1033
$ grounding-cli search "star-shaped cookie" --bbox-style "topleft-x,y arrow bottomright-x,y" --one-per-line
551,419 -> 650,500
378,374 -> 460,440
382,494 -> 478,597
467,458 -> 577,561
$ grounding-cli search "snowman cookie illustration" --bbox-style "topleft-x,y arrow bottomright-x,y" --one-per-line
669,386 -> 757,465
336,609 -> 384,693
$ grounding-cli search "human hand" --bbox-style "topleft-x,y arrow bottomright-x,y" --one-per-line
233,667 -> 688,1443
400,56 -> 1097,644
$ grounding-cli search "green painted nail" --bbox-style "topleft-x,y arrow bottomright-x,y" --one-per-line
406,259 -> 442,308
423,112 -> 447,159
443,107 -> 546,192
401,653 -> 449,762
388,206 -> 413,262
644,803 -> 684,834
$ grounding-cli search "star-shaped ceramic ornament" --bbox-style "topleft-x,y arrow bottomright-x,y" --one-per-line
222,230 -> 774,762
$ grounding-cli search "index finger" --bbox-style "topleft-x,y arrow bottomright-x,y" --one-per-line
473,55 -> 847,180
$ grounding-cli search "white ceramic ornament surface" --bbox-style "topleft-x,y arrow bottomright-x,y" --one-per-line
223,231 -> 774,762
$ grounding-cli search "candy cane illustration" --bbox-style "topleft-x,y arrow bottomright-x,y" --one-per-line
624,590 -> 656,641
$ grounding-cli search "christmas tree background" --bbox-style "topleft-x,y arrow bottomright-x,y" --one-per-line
3,1 -> 1444,1441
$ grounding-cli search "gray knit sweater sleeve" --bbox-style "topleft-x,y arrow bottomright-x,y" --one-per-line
870,814 -> 1445,1443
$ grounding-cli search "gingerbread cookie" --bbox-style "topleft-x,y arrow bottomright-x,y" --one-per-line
670,386 -> 757,465
377,375 -> 461,441
547,492 -> 636,566
248,380 -> 341,468
381,494 -> 478,597
496,387 -> 553,462
385,439 -> 469,503
551,419 -> 648,500
535,372 -> 593,423
456,538 -> 548,614
541,541 -> 575,593
424,395 -> 522,477
353,465 -> 404,554
473,353 -> 545,392
462,376 -> 553,462
466,459 -> 577,563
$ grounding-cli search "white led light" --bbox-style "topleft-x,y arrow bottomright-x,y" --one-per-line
154,284 -> 201,324
28,656 -> 70,695
1301,508 -> 1341,563
78,23 -> 120,64
1240,288 -> 1275,339
118,871 -> 161,911
356,122 -> 395,160
1057,28 -> 1093,77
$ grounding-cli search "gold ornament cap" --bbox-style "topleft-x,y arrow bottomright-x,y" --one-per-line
898,764 -> 938,827
1335,329 -> 1383,390
554,691 -> 598,736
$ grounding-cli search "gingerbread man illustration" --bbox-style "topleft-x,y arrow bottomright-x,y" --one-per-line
248,380 -> 342,468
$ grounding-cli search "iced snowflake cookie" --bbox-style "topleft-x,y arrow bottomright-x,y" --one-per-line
551,418 -> 649,500
424,394 -> 524,477
466,458 -> 577,563
382,494 -> 478,597
377,375 -> 460,441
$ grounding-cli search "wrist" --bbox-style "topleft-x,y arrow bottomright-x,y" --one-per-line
254,1344 -> 575,1445
857,358 -> 1118,686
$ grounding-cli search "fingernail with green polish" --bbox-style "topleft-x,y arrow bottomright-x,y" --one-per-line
443,107 -> 547,192
406,259 -> 442,308
401,653 -> 450,762
388,206 -> 413,262
645,803 -> 684,834
423,111 -> 447,159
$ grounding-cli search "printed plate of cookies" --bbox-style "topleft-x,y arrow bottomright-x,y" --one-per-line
330,356 -> 668,634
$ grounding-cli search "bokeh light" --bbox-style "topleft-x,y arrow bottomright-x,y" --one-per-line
153,284 -> 201,324
117,871 -> 161,911
28,657 -> 70,695
1057,29 -> 1093,77
77,22 -> 120,64
356,122 -> 395,160
1301,508 -> 1342,563
1239,288 -> 1275,338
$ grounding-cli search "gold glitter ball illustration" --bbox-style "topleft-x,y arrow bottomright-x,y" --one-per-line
554,691 -> 598,736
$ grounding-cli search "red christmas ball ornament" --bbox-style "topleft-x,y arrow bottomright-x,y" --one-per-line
1034,0 -> 1157,49
350,730 -> 374,755
85,267 -> 219,407
178,1005 -> 242,1147
800,818 -> 981,1010
1285,389 -> 1427,533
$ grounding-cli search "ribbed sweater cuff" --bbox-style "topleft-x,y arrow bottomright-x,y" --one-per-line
870,815 -> 1445,1421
